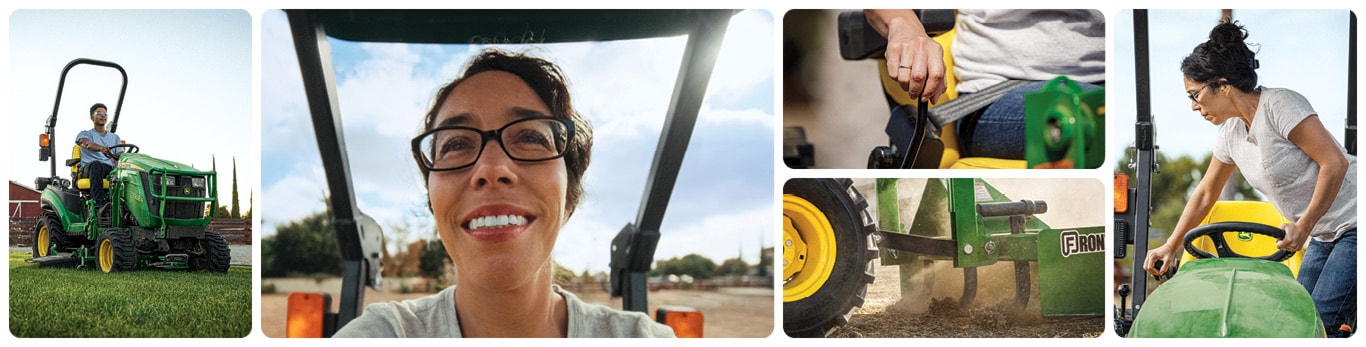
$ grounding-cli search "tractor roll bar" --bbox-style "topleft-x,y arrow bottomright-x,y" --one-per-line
610,10 -> 735,313
43,58 -> 128,178
286,10 -> 385,334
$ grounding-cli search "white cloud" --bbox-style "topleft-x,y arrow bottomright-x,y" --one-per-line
706,10 -> 776,103
259,164 -> 328,236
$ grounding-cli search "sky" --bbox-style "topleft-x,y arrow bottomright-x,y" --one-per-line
1110,10 -> 1352,161
6,10 -> 257,214
260,10 -> 776,274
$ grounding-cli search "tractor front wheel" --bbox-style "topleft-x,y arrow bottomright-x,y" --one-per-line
97,228 -> 136,273
192,231 -> 231,273
783,178 -> 878,337
32,213 -> 69,258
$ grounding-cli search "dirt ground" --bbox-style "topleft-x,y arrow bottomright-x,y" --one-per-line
260,286 -> 773,338
827,262 -> 1103,338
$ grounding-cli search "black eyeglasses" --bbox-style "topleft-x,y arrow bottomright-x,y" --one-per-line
1187,84 -> 1210,102
412,117 -> 574,171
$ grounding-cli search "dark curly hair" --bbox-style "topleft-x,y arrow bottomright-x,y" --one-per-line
1181,21 -> 1259,93
418,49 -> 593,216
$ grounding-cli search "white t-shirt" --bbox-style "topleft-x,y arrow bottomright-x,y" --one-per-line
1214,87 -> 1357,242
333,285 -> 675,338
952,10 -> 1106,93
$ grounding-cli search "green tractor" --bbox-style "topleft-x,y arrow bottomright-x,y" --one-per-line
783,178 -> 1105,337
28,58 -> 228,273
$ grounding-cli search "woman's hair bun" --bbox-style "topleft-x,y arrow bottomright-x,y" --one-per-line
1208,21 -> 1249,50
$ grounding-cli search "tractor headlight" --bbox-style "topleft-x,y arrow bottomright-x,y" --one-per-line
163,175 -> 176,186
191,177 -> 206,188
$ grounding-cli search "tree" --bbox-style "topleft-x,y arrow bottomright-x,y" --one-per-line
551,260 -> 576,284
230,157 -> 240,219
418,239 -> 449,279
649,254 -> 718,279
262,204 -> 341,277
717,257 -> 749,277
242,187 -> 253,220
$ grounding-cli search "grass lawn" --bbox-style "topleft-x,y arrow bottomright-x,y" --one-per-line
9,251 -> 252,337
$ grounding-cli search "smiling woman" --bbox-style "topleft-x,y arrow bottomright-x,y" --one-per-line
333,49 -> 672,338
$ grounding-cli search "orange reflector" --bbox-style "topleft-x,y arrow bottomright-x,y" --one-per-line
655,306 -> 704,338
40,134 -> 50,147
286,292 -> 330,338
1114,174 -> 1129,214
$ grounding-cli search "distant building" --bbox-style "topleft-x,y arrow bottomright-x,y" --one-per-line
9,181 -> 41,222
9,181 -> 43,246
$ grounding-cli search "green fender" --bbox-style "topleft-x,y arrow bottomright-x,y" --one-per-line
1129,258 -> 1324,338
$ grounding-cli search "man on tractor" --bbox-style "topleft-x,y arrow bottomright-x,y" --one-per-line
75,102 -> 124,220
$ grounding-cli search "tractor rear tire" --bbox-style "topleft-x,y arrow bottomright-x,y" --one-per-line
783,178 -> 878,337
32,213 -> 69,258
195,231 -> 231,273
96,228 -> 136,273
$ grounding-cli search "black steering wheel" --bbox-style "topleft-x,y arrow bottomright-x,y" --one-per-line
110,143 -> 139,154
1183,222 -> 1294,262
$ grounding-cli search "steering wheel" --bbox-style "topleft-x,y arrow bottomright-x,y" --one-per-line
110,143 -> 139,154
1183,222 -> 1294,262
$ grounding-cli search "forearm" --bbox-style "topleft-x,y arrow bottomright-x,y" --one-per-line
78,139 -> 105,152
1168,186 -> 1220,245
864,9 -> 927,39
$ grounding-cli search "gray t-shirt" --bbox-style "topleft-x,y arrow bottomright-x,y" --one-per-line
333,285 -> 675,338
75,128 -> 122,167
952,10 -> 1106,93
1214,87 -> 1357,242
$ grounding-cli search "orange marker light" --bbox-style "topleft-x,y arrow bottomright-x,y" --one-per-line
286,292 -> 330,338
655,306 -> 704,338
39,134 -> 49,147
1114,174 -> 1129,214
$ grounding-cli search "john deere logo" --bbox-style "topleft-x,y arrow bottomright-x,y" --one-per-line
1237,231 -> 1254,242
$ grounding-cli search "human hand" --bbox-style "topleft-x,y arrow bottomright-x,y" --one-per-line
1276,222 -> 1310,252
883,18 -> 946,104
1143,240 -> 1182,277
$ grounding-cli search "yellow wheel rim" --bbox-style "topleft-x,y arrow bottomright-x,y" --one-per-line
37,225 -> 51,257
783,194 -> 837,302
98,239 -> 114,273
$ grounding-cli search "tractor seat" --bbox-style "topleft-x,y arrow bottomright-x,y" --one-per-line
67,144 -> 109,190
1181,200 -> 1304,278
843,10 -> 1025,169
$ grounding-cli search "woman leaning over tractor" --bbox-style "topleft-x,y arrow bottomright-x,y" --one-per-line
1142,21 -> 1356,337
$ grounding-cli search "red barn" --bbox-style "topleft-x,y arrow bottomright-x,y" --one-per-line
10,181 -> 43,245
9,181 -> 42,221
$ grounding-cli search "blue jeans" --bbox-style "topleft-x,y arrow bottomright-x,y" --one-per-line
958,80 -> 1101,159
1297,228 -> 1356,337
84,161 -> 114,207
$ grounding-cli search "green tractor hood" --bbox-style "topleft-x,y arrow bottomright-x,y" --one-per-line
1129,258 -> 1325,338
113,152 -> 218,228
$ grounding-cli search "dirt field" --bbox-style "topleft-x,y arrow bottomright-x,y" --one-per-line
826,262 -> 1103,338
261,285 -> 773,338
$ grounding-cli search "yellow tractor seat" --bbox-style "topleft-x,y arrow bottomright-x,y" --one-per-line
1181,200 -> 1303,278
874,20 -> 1025,169
68,144 -> 109,190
